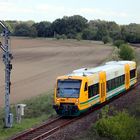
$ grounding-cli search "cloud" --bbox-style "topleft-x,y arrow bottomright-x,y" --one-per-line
0,1 -> 135,24
78,8 -> 129,18
35,4 -> 130,19
0,1 -> 34,13
36,4 -> 65,13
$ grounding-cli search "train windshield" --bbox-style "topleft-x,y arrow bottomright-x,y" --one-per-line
57,79 -> 81,98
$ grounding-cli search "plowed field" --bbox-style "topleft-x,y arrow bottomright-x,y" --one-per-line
0,37 -> 113,106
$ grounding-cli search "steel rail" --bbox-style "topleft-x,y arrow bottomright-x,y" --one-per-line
9,116 -> 62,140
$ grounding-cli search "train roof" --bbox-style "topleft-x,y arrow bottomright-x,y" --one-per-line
66,61 -> 135,77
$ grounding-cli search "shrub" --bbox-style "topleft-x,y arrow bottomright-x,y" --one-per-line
95,111 -> 138,140
61,34 -> 67,39
76,33 -> 82,41
119,44 -> 135,60
67,33 -> 76,39
113,40 -> 125,48
102,36 -> 112,44
55,34 -> 61,40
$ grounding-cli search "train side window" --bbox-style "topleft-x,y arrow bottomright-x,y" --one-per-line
115,77 -> 118,87
120,76 -> 123,84
119,76 -> 121,86
112,79 -> 115,89
93,83 -> 99,96
116,77 -> 119,87
88,83 -> 99,98
107,80 -> 111,92
84,82 -> 88,91
108,80 -> 111,91
130,69 -> 136,79
107,74 -> 126,93
122,75 -> 125,84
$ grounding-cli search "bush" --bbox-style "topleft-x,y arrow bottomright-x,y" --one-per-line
67,33 -> 76,39
55,34 -> 67,40
113,40 -> 125,48
102,36 -> 112,44
95,111 -> 138,140
61,34 -> 67,39
119,44 -> 135,60
76,33 -> 82,41
55,34 -> 61,40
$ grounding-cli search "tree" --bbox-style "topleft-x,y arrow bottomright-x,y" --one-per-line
121,24 -> 140,43
51,15 -> 88,38
14,23 -> 31,36
102,36 -> 112,44
96,27 -> 108,40
88,20 -> 109,40
67,15 -> 88,33
14,23 -> 37,37
33,21 -> 52,37
1,17 -> 140,43
119,44 -> 135,60
29,26 -> 37,37
107,21 -> 122,40
82,28 -> 97,40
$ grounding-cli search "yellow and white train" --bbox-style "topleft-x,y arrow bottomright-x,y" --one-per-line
53,61 -> 137,116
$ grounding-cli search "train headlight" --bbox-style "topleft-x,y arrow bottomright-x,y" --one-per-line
75,99 -> 79,105
56,98 -> 60,103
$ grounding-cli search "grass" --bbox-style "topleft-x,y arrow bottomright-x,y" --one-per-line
0,91 -> 56,140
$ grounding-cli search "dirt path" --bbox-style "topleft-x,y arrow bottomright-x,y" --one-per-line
0,37 -> 113,106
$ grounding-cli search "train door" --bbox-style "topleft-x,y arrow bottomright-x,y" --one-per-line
99,71 -> 106,103
125,64 -> 130,90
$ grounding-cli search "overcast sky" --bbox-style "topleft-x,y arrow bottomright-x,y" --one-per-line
0,0 -> 139,24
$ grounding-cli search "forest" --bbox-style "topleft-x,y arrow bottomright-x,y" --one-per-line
1,15 -> 140,43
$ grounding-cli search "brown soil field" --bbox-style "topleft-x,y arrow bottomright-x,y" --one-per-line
0,37 -> 113,106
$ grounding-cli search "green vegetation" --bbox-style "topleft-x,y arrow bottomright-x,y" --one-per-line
102,36 -> 112,44
119,44 -> 135,60
1,16 -> 140,43
0,92 -> 56,140
95,111 -> 137,140
75,106 -> 140,140
82,28 -> 96,40
113,40 -> 125,48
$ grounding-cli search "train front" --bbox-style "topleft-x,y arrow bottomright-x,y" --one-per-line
53,76 -> 83,116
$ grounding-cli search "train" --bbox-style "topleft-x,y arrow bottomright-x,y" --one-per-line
53,61 -> 137,116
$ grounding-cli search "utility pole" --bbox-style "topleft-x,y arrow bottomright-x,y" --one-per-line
0,21 -> 13,128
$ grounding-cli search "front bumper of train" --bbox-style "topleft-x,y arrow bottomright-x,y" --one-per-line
53,103 -> 80,116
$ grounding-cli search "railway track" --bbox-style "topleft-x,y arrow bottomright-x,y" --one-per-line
9,116 -> 82,140
10,74 -> 140,140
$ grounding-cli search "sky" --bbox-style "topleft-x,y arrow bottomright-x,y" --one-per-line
0,0 -> 139,25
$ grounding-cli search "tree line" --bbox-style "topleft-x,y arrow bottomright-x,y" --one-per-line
1,15 -> 140,43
